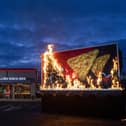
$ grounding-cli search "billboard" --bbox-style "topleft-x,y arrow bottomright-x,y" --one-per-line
41,43 -> 122,90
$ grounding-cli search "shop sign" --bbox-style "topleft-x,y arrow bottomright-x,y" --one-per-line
0,77 -> 26,81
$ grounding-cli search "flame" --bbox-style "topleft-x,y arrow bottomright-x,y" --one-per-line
43,44 -> 64,88
110,57 -> 122,90
96,72 -> 102,88
42,45 -> 123,91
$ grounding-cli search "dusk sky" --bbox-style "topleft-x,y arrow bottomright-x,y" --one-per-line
0,0 -> 126,72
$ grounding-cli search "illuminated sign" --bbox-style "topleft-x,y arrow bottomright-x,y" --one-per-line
0,77 -> 26,81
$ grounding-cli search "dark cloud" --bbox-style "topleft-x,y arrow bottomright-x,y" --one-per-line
0,0 -> 126,71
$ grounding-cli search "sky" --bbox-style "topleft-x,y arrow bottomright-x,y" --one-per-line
0,0 -> 126,72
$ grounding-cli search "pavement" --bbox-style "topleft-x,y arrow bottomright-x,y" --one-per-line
0,98 -> 41,112
0,98 -> 41,102
0,99 -> 125,126
0,112 -> 125,126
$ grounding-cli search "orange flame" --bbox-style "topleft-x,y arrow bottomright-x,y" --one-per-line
41,45 -> 123,90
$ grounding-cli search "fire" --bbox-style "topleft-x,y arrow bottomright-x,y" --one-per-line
41,44 -> 123,91
43,44 -> 64,88
110,57 -> 122,89
96,72 -> 102,88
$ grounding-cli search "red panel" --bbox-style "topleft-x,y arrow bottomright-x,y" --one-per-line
54,47 -> 93,76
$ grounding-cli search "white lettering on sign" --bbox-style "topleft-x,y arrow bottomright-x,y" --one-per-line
0,77 -> 26,81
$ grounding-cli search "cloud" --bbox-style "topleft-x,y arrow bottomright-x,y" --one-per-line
0,0 -> 126,69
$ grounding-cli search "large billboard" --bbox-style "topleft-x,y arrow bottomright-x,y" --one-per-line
41,43 -> 122,90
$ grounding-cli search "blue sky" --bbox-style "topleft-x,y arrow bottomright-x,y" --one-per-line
0,0 -> 126,72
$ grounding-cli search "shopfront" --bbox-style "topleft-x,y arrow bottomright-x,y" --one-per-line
0,68 -> 37,99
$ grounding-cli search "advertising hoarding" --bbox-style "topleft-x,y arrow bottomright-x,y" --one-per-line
41,43 -> 122,91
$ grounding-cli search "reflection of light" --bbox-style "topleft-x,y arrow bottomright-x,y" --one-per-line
121,118 -> 126,122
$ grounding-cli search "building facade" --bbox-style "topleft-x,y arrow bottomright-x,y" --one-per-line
0,68 -> 37,99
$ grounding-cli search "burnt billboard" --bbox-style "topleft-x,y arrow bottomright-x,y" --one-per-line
40,43 -> 122,91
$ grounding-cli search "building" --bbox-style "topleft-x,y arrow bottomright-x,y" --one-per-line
0,68 -> 38,99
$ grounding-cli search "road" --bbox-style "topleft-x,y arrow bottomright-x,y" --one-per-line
0,100 -> 125,126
